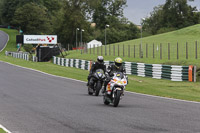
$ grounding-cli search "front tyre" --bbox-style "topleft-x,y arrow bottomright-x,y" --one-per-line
113,90 -> 121,107
95,81 -> 102,96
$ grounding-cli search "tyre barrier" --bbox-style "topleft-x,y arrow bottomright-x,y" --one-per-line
53,56 -> 196,82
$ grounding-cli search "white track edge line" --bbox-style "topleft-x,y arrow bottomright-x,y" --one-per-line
126,91 -> 200,104
1,60 -> 200,104
0,31 -> 9,52
0,124 -> 12,133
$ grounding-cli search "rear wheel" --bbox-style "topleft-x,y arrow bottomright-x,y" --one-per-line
113,90 -> 121,107
88,87 -> 93,95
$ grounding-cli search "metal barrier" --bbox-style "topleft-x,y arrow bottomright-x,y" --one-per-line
5,51 -> 29,61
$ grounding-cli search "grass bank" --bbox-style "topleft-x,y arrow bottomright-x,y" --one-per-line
65,24 -> 200,67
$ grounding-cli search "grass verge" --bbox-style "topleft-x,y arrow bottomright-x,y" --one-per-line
1,56 -> 200,102
0,127 -> 6,133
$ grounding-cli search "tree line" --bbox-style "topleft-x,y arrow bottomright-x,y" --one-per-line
0,0 -> 139,48
0,0 -> 199,49
142,0 -> 200,35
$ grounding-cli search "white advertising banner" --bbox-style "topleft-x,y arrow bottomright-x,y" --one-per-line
23,35 -> 57,44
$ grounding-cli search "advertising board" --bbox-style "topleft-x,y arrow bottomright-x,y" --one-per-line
24,35 -> 57,44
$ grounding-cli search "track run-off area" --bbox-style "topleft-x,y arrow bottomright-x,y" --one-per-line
0,61 -> 200,133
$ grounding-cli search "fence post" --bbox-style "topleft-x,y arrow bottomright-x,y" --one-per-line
113,45 -> 115,56
93,45 -> 95,55
123,44 -> 125,57
68,44 -> 69,51
186,42 -> 188,59
118,44 -> 120,56
146,43 -> 148,58
134,45 -> 135,58
194,66 -> 196,82
160,43 -> 162,59
85,43 -> 88,54
101,45 -> 103,56
109,44 -> 111,56
83,43 -> 85,53
86,43 -> 88,54
84,43 -> 85,53
153,43 -> 155,59
128,45 -> 130,58
90,45 -> 91,54
105,45 -> 107,56
195,41 -> 197,59
168,43 -> 170,60
97,45 -> 99,55
81,42 -> 83,54
139,44 -> 141,58
177,42 -> 179,60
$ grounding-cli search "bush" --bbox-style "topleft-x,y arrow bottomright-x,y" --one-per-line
157,27 -> 177,34
23,44 -> 33,53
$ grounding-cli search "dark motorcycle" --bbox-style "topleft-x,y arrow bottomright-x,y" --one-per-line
103,72 -> 128,107
88,69 -> 105,96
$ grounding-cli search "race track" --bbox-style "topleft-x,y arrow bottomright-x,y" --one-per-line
0,30 -> 9,52
0,61 -> 200,133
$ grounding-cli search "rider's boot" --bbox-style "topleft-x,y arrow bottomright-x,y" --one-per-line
86,81 -> 89,86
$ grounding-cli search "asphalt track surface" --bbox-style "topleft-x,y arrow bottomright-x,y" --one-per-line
0,30 -> 9,52
0,61 -> 200,133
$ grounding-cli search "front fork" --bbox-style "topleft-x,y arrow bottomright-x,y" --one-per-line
112,88 -> 124,100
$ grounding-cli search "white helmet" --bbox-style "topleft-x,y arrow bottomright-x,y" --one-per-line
97,56 -> 104,64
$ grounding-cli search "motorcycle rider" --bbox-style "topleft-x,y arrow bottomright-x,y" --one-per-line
87,56 -> 106,89
102,57 -> 126,93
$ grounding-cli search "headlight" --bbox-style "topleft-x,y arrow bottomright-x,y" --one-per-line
98,73 -> 102,77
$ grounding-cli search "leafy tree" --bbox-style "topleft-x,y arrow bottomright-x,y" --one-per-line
0,0 -> 3,24
143,0 -> 199,35
0,0 -> 61,25
51,0 -> 91,48
0,0 -> 139,47
142,5 -> 164,35
23,44 -> 33,53
12,2 -> 51,34
91,0 -> 127,29
89,0 -> 140,44
0,0 -> 20,25
96,17 -> 139,44
163,0 -> 192,28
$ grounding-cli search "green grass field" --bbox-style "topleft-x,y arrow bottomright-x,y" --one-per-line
65,24 -> 200,67
1,26 -> 200,102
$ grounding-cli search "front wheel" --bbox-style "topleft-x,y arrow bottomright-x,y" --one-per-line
113,90 -> 121,107
95,81 -> 102,96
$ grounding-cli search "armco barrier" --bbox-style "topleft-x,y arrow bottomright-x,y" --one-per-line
5,51 -> 29,61
53,56 -> 195,82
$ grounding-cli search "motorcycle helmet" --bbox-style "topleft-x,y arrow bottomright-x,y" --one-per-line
114,57 -> 122,68
97,56 -> 104,64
